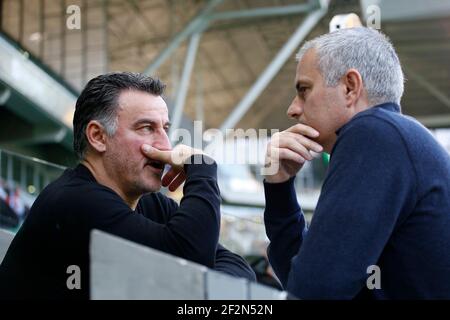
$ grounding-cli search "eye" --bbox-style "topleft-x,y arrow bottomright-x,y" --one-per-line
298,86 -> 309,99
140,125 -> 154,133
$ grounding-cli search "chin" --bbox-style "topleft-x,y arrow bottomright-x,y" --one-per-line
140,171 -> 162,192
144,181 -> 162,193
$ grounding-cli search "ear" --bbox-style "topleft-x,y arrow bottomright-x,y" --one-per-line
342,68 -> 363,107
85,120 -> 108,153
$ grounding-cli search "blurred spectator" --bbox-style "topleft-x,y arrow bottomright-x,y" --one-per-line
0,181 -> 28,228
0,182 -> 19,229
0,179 -> 7,201
8,187 -> 28,222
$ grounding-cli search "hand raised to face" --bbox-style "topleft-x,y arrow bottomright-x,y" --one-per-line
264,123 -> 323,184
141,144 -> 205,192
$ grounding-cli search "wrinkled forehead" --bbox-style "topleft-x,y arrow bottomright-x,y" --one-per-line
295,48 -> 320,83
117,90 -> 169,123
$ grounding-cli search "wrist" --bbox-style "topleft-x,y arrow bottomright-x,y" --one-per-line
264,173 -> 291,184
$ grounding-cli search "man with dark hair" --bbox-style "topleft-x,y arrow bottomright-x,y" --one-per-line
0,72 -> 255,299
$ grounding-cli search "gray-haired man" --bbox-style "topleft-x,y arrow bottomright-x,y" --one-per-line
263,27 -> 450,299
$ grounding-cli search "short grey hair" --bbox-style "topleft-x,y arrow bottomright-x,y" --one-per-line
296,27 -> 404,106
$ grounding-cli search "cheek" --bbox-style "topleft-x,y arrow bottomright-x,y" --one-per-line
130,137 -> 148,159
307,94 -> 335,135
115,133 -> 148,160
303,94 -> 323,124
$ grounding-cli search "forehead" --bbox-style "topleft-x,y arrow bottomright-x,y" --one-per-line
295,48 -> 320,83
117,90 -> 168,122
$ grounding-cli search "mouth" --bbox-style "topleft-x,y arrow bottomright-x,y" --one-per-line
146,160 -> 165,171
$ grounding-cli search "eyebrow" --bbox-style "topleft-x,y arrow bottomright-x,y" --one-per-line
133,119 -> 171,128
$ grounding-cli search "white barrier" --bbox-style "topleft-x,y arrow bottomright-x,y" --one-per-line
90,230 -> 286,300
90,230 -> 207,300
0,228 -> 14,263
206,270 -> 248,299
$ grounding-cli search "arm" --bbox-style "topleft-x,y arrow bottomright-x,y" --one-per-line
269,117 -> 416,299
214,244 -> 256,281
152,188 -> 256,281
262,123 -> 320,287
78,154 -> 220,268
263,176 -> 308,287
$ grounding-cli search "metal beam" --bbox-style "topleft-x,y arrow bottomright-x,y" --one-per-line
361,0 -> 450,22
60,0 -> 66,77
403,65 -> 450,111
82,0 -> 88,85
143,0 -> 223,76
39,0 -> 45,58
0,0 -> 3,31
169,32 -> 202,139
416,114 -> 450,128
208,3 -> 316,22
127,0 -> 159,32
103,0 -> 109,73
0,127 -> 68,145
0,87 -> 11,105
19,0 -> 24,43
219,2 -> 329,133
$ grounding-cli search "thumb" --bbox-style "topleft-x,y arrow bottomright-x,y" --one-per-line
141,144 -> 172,164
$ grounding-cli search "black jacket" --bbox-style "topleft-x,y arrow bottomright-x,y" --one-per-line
0,158 -> 255,299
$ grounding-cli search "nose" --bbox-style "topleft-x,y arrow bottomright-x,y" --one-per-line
152,129 -> 172,151
287,96 -> 303,120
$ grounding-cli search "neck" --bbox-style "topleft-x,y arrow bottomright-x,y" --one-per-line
81,157 -> 140,210
323,139 -> 336,154
326,99 -> 370,154
353,96 -> 371,114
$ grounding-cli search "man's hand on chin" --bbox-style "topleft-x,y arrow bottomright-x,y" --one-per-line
264,123 -> 323,184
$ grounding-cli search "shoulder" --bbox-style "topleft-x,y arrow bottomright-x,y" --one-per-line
334,111 -> 407,156
336,105 -> 442,163
49,176 -> 122,208
343,105 -> 432,143
328,108 -> 419,189
31,170 -> 130,226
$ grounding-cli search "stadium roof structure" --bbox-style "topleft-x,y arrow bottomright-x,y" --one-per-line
1,0 -> 449,164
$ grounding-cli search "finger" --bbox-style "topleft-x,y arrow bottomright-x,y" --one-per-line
269,147 -> 306,165
271,135 -> 314,161
142,144 -> 173,164
162,167 -> 182,187
168,171 -> 187,192
277,136 -> 314,161
284,132 -> 323,153
286,123 -> 320,139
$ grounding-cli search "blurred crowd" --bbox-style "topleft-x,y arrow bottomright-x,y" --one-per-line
0,179 -> 30,229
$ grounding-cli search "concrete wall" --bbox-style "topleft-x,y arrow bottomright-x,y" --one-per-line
90,230 -> 287,300
0,228 -> 14,263
1,228 -> 287,299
